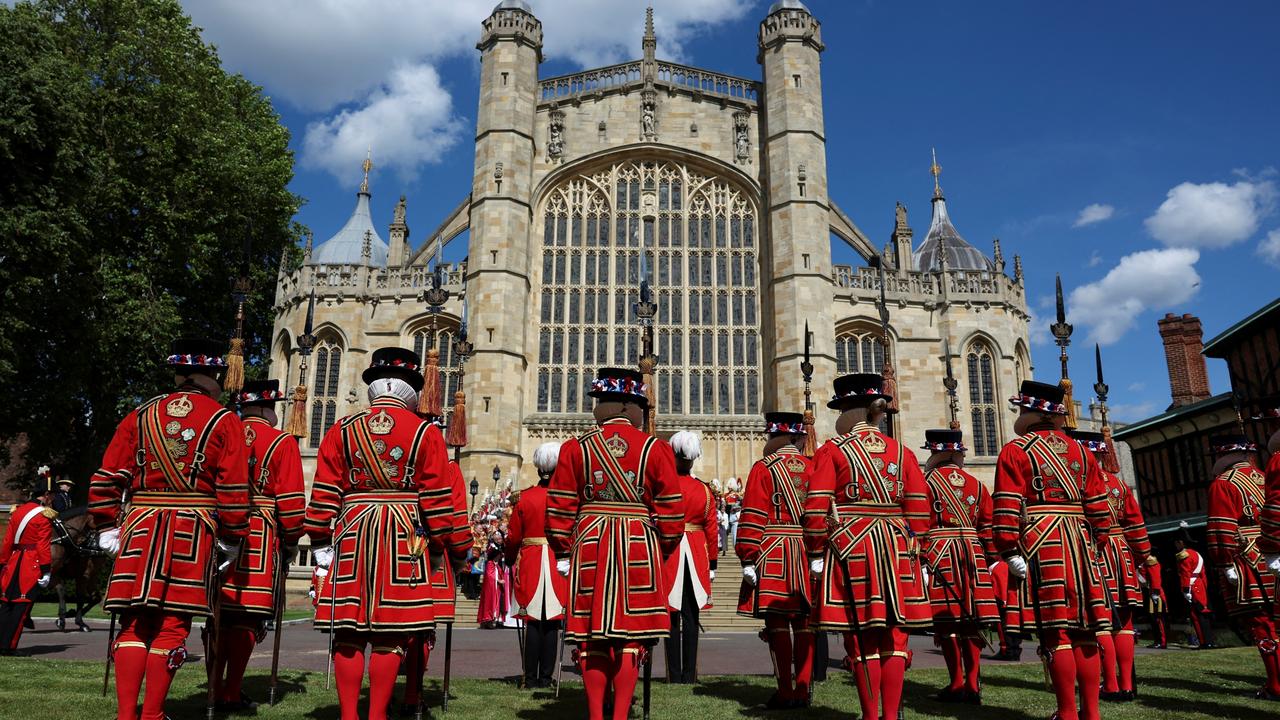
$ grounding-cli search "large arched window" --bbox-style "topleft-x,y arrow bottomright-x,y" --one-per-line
536,160 -> 761,415
967,341 -> 999,456
309,339 -> 343,449
835,327 -> 885,374
412,325 -> 463,422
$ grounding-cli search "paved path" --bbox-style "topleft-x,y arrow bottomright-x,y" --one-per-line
18,616 -> 1159,680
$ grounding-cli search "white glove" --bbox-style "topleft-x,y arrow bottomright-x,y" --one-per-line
1137,571 -> 1148,586
37,573 -> 51,588
1225,567 -> 1240,586
810,558 -> 825,576
742,565 -> 758,586
709,570 -> 716,581
556,559 -> 571,576
97,527 -> 121,556
312,545 -> 335,569
921,565 -> 931,589
1264,554 -> 1280,578
1007,555 -> 1028,579
1184,591 -> 1193,603
216,539 -> 242,573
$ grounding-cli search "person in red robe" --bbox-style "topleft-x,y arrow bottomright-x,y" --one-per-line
1205,434 -> 1280,701
505,442 -> 570,689
804,374 -> 931,720
213,379 -> 307,711
304,347 -> 469,720
1174,530 -> 1215,648
1255,398 -> 1280,579
547,368 -> 682,720
88,338 -> 251,720
477,528 -> 507,627
991,380 -> 1112,720
1068,429 -> 1154,703
920,429 -> 999,704
0,473 -> 55,654
664,430 -> 717,685
736,412 -> 814,709
1142,558 -> 1168,649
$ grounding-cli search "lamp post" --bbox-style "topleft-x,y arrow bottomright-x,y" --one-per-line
469,477 -> 479,511
491,465 -> 500,496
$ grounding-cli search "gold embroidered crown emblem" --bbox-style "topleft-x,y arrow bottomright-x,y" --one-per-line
786,458 -> 806,474
947,470 -> 966,488
860,432 -> 887,454
367,410 -> 395,436
244,427 -> 257,447
166,395 -> 194,418
604,435 -> 629,458
1045,434 -> 1069,455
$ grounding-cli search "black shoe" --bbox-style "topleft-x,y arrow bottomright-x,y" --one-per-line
935,687 -> 965,703
762,693 -> 792,710
215,693 -> 259,714
1146,642 -> 1166,649
1257,689 -> 1280,701
964,689 -> 982,705
399,703 -> 418,717
1099,690 -> 1127,702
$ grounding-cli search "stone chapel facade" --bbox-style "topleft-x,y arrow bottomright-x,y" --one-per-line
269,0 -> 1033,491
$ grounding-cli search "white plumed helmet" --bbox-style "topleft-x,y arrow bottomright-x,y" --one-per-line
670,431 -> 702,461
533,442 -> 561,475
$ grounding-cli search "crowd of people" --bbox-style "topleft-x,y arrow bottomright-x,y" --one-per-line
2,338 -> 1279,720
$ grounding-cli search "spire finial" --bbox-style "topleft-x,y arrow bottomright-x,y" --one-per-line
930,147 -> 943,200
360,147 -> 373,194
642,6 -> 657,65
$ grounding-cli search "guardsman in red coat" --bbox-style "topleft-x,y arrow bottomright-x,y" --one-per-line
88,339 -> 251,720
736,412 -> 814,709
987,558 -> 1022,660
1205,434 -> 1280,701
804,374 -> 931,720
213,379 -> 307,711
920,429 -> 999,704
1255,399 -> 1280,579
506,442 -> 569,689
1141,558 -> 1168,649
0,474 -> 56,654
991,380 -> 1112,720
304,347 -> 470,720
664,430 -> 718,685
546,368 -> 683,720
1068,429 -> 1154,702
1174,530 -> 1214,648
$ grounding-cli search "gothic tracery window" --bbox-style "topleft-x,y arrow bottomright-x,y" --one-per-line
412,325 -> 463,423
309,340 -> 342,449
536,160 -> 761,415
835,328 -> 886,374
967,341 -> 999,456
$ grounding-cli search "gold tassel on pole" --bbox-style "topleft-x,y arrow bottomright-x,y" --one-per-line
1101,424 -> 1121,473
1059,377 -> 1078,430
802,407 -> 817,457
446,390 -> 468,447
285,382 -> 308,438
418,347 -> 443,416
225,337 -> 246,393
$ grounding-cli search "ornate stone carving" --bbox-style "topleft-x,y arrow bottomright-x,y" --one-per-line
641,91 -> 658,140
733,111 -> 751,164
393,195 -> 407,225
547,108 -> 565,162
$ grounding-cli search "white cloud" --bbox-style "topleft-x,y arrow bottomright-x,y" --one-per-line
1258,228 -> 1280,267
1144,179 -> 1276,248
1026,307 -> 1053,347
1086,250 -> 1103,267
1073,203 -> 1115,227
1068,247 -> 1202,345
1108,401 -> 1156,423
301,63 -> 463,183
1126,382 -> 1146,392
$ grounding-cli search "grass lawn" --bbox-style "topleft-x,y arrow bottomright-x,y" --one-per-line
1,648 -> 1275,719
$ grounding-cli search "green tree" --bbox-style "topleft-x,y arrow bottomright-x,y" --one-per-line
0,0 -> 303,490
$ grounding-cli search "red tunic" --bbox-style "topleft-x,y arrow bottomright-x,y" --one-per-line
546,419 -> 683,642
304,398 -> 469,633
89,391 -> 250,615
1260,452 -> 1280,555
804,423 -> 932,630
664,474 -> 717,612
1,502 -> 53,603
1176,548 -> 1210,609
921,464 -> 999,625
736,450 -> 812,617
426,461 -> 469,623
1206,461 -> 1277,616
221,416 -> 306,615
1092,468 -> 1153,610
506,485 -> 568,621
991,430 -> 1112,632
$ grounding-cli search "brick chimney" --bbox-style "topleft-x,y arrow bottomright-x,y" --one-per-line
1157,313 -> 1212,409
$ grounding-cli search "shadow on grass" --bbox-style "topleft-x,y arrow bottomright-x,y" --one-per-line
901,679 -> 1040,720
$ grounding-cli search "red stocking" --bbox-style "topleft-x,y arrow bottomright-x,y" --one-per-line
845,632 -> 880,720
765,617 -> 794,699
112,612 -> 155,720
333,637 -> 366,720
612,644 -> 643,720
219,624 -> 258,702
1041,629 -> 1078,720
937,624 -> 963,691
1072,632 -> 1100,720
880,627 -> 908,720
1095,631 -> 1118,693
141,613 -> 192,720
962,633 -> 982,694
1244,614 -> 1280,695
368,639 -> 405,720
582,643 -> 612,720
792,622 -> 815,702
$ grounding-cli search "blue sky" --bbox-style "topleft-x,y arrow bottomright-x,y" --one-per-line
184,0 -> 1280,423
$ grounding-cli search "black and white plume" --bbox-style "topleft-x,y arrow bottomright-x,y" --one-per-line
533,442 -> 561,475
670,431 -> 702,461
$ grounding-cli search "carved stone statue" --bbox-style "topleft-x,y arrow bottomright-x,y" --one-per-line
733,111 -> 750,163
547,109 -> 565,161
641,98 -> 656,138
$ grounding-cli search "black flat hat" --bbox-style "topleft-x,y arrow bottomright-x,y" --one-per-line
1008,380 -> 1067,415
167,337 -> 228,374
1209,434 -> 1257,455
828,373 -> 890,409
587,367 -> 649,408
363,347 -> 425,393
764,412 -> 806,435
232,379 -> 286,407
922,429 -> 966,451
1067,429 -> 1108,453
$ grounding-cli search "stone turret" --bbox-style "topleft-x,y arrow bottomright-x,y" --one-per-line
387,195 -> 409,267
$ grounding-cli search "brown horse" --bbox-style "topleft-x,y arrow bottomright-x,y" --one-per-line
49,507 -> 111,631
